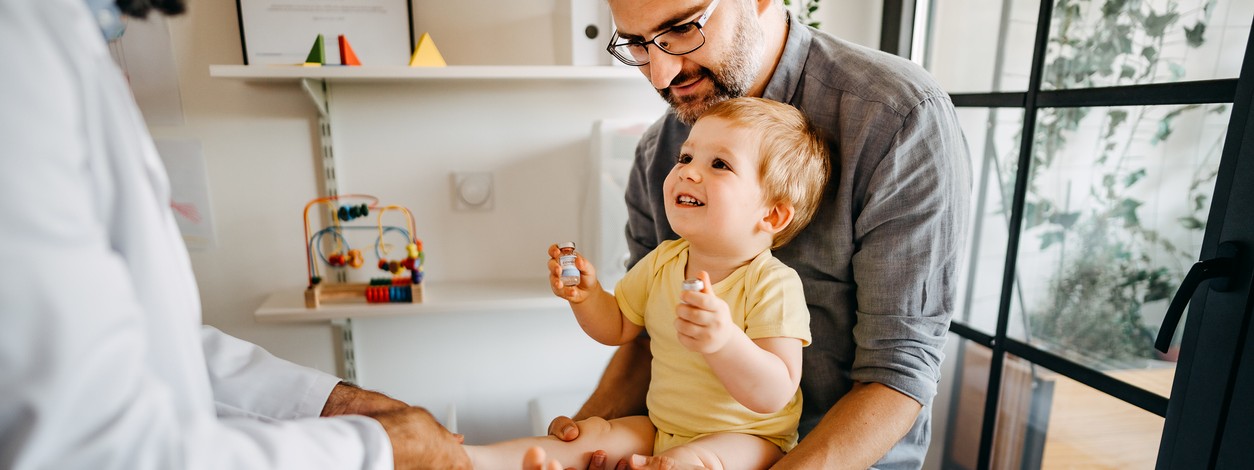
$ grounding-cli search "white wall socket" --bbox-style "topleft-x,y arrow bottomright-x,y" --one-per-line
451,171 -> 494,211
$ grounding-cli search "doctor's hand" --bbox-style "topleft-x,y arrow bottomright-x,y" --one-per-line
548,244 -> 601,304
321,381 -> 408,417
371,406 -> 470,470
675,271 -> 736,355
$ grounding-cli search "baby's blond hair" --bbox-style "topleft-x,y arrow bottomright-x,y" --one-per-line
698,97 -> 830,249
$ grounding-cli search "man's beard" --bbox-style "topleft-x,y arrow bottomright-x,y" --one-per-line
660,12 -> 764,125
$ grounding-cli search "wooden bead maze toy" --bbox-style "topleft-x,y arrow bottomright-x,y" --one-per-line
304,194 -> 425,308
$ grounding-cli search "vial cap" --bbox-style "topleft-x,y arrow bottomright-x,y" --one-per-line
558,241 -> 576,250
682,278 -> 704,292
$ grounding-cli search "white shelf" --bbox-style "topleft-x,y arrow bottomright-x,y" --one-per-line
209,65 -> 640,82
254,279 -> 567,323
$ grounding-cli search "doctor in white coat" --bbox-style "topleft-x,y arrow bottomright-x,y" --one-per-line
0,0 -> 470,468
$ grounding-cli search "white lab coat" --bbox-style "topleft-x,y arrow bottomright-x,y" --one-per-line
0,1 -> 392,468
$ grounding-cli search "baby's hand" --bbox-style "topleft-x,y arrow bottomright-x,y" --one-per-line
675,271 -> 736,354
547,243 -> 599,304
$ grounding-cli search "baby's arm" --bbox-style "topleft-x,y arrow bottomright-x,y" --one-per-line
547,244 -> 643,346
675,272 -> 803,414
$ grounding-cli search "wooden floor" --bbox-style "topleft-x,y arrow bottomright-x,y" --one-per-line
1039,367 -> 1175,469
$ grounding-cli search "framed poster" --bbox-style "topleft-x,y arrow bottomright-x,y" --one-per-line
236,0 -> 414,66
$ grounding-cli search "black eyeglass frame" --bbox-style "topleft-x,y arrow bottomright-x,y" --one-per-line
605,0 -> 722,66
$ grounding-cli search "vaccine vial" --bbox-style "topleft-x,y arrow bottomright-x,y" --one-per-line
558,242 -> 580,286
682,278 -> 704,292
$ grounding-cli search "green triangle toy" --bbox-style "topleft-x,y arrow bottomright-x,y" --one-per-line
303,34 -> 325,67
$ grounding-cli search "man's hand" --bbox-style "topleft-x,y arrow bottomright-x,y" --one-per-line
548,244 -> 601,304
371,406 -> 470,470
547,415 -> 581,442
544,418 -> 620,469
674,271 -> 736,355
321,382 -> 408,417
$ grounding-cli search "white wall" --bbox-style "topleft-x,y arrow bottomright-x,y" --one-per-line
153,0 -> 881,388
147,0 -> 883,443
810,0 -> 882,49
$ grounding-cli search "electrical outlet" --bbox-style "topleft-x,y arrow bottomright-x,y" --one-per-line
451,171 -> 494,211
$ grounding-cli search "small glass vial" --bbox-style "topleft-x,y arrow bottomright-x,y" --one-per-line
558,242 -> 580,286
682,278 -> 704,292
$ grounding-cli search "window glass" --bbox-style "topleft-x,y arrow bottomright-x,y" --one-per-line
925,0 -> 1040,93
937,337 -> 992,469
1033,363 -> 1168,468
955,108 -> 1026,335
1043,0 -> 1249,90
1008,104 -> 1231,385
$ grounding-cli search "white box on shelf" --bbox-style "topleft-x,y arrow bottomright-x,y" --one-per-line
554,0 -> 613,66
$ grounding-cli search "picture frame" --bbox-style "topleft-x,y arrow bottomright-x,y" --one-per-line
235,0 -> 415,66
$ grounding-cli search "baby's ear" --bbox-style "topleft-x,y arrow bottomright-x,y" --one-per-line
759,202 -> 795,235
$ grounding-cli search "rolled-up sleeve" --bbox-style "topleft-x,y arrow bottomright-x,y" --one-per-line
849,95 -> 971,405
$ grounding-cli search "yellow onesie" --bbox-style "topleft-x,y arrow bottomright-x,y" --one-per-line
615,239 -> 812,453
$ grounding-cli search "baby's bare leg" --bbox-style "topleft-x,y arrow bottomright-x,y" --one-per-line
464,415 -> 654,469
657,433 -> 783,470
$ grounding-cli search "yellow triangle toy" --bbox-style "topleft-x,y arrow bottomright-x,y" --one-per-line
409,32 -> 447,67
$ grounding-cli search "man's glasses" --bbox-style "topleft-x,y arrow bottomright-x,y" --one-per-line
605,0 -> 722,66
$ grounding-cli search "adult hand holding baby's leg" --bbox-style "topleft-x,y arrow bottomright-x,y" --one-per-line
544,416 -> 619,470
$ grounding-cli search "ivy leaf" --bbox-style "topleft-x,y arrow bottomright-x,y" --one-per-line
1142,46 -> 1158,62
1040,230 -> 1067,250
1049,211 -> 1081,228
1109,109 -> 1128,126
1143,268 -> 1174,302
1102,0 -> 1128,17
1124,168 -> 1147,187
1153,119 -> 1174,144
1106,110 -> 1128,139
1179,216 -> 1206,230
1114,198 -> 1143,227
1169,62 -> 1186,80
1116,27 -> 1134,54
1120,65 -> 1137,79
1143,11 -> 1178,37
1194,194 -> 1208,211
1024,201 -> 1049,229
1185,22 -> 1207,47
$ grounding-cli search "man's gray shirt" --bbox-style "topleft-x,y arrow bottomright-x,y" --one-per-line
624,15 -> 972,469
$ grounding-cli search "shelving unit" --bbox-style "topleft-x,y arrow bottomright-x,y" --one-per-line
216,63 -> 618,324
255,279 -> 564,323
209,64 -> 640,82
213,63 -> 645,382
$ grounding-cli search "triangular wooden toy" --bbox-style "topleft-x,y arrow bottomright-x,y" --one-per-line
303,34 -> 325,67
409,32 -> 447,67
338,35 -> 361,66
